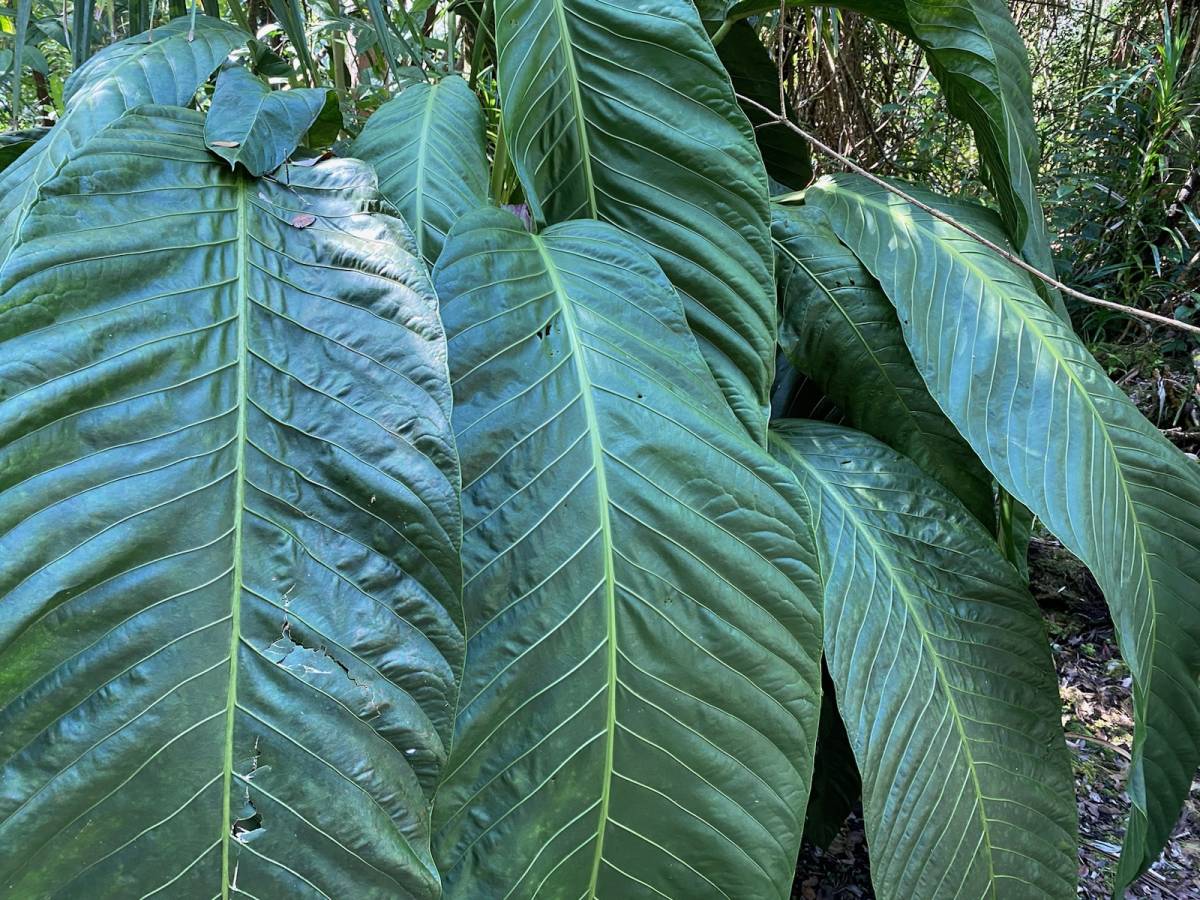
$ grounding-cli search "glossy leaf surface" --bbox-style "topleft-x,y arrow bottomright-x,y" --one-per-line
771,421 -> 1077,900
493,0 -> 776,441
205,65 -> 338,176
432,208 -> 823,899
350,75 -> 489,265
0,16 -> 247,247
773,202 -> 995,529
810,174 -> 1200,892
718,21 -> 812,191
0,106 -> 462,898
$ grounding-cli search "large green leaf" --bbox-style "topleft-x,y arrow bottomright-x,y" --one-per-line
773,202 -> 995,529
432,207 -> 822,898
771,420 -> 1077,900
717,21 -> 812,191
493,0 -> 777,442
0,16 -> 248,261
810,174 -> 1200,892
205,65 -> 337,176
350,75 -> 489,266
0,106 -> 462,897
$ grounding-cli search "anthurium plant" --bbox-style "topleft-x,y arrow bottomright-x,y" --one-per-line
1,1 -> 1196,897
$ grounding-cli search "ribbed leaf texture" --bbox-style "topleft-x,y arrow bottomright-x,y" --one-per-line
717,21 -> 813,191
0,106 -> 463,898
205,66 -> 337,177
493,0 -> 776,442
0,17 -> 247,247
810,174 -> 1200,893
772,202 -> 995,530
350,75 -> 489,266
432,207 -> 823,899
771,421 -> 1077,900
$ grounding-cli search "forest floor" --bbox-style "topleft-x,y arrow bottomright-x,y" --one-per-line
792,349 -> 1200,899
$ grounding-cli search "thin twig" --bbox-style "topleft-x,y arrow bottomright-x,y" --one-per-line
1066,731 -> 1132,762
737,93 -> 1200,337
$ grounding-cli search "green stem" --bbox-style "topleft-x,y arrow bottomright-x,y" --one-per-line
490,118 -> 510,204
710,16 -> 735,45
331,0 -> 347,95
225,0 -> 252,33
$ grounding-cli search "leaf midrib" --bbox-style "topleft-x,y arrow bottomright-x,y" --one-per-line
774,434 -> 1000,897
218,176 -> 250,899
532,235 -> 613,897
836,184 -> 1158,663
548,0 -> 597,219
842,180 -> 1164,863
413,83 -> 439,260
775,235 -> 922,437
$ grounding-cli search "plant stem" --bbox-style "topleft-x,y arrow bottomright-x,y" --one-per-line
490,118 -> 510,203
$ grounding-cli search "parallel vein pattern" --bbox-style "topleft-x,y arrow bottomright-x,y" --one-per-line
0,106 -> 462,899
205,65 -> 336,177
0,16 -> 247,259
772,203 -> 995,529
350,75 -> 489,266
493,0 -> 777,441
810,174 -> 1200,892
432,208 -> 822,899
771,421 -> 1077,900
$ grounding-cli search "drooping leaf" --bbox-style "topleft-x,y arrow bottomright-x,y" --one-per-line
493,0 -> 777,442
0,127 -> 48,173
0,106 -> 462,897
773,202 -> 995,530
432,207 -> 823,899
717,21 -> 812,191
771,420 -> 1078,900
810,174 -> 1200,892
350,75 -> 489,265
0,16 -> 248,260
205,65 -> 337,176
